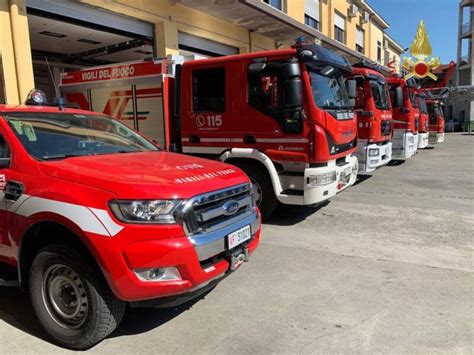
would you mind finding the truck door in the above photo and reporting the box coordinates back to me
[182,66,231,153]
[0,130,16,261]
[247,60,306,152]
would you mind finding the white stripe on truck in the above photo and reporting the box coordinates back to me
[0,193,123,237]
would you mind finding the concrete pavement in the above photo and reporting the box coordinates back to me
[0,133,473,354]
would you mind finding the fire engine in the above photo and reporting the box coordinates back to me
[426,98,446,144]
[345,63,397,173]
[60,41,359,219]
[416,92,430,148]
[387,75,419,159]
[0,90,261,349]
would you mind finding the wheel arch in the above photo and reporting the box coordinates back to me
[18,220,102,291]
[220,148,283,195]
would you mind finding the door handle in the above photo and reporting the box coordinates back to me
[243,135,256,144]
[4,181,24,201]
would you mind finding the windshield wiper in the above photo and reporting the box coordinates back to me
[42,154,85,161]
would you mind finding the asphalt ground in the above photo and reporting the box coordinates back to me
[1,133,473,354]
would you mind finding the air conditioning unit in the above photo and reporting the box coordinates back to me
[348,4,359,17]
[360,11,370,23]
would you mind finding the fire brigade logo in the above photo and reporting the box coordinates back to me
[402,20,440,80]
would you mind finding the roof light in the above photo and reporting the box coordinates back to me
[25,89,49,106]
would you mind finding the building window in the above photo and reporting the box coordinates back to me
[377,41,382,63]
[334,12,346,44]
[304,0,320,30]
[356,26,364,54]
[263,0,283,11]
[192,68,226,112]
[305,14,320,30]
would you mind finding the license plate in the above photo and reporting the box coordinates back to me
[228,225,251,250]
[344,167,352,176]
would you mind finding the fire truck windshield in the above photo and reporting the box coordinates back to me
[369,79,391,110]
[6,112,158,161]
[428,103,442,124]
[309,69,350,111]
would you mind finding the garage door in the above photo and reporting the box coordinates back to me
[178,32,239,57]
[26,0,153,38]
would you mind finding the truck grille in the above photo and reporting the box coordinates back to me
[181,183,254,237]
[381,120,391,136]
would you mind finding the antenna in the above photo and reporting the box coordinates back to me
[45,57,66,110]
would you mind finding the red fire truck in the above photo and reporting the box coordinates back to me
[345,63,397,173]
[387,75,419,159]
[427,98,446,144]
[416,92,430,148]
[0,91,261,349]
[60,42,359,219]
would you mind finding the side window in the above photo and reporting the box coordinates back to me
[248,65,284,120]
[0,135,11,159]
[354,77,365,110]
[192,68,225,112]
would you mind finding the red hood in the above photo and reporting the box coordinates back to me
[39,151,248,199]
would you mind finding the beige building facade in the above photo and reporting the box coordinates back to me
[0,0,405,105]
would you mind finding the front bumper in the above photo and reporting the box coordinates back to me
[392,130,417,159]
[437,132,445,143]
[356,141,392,173]
[89,213,261,303]
[301,155,358,205]
[417,132,429,149]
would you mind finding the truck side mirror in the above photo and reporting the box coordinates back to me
[0,157,10,169]
[345,79,356,99]
[395,87,403,108]
[282,59,302,109]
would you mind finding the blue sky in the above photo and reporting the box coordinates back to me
[369,0,459,64]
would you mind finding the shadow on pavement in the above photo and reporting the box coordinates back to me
[265,200,330,226]
[0,286,48,341]
[0,279,213,344]
[387,160,406,167]
[111,289,212,338]
[353,174,372,186]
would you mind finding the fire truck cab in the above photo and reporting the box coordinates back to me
[416,92,430,149]
[345,63,396,173]
[427,98,446,143]
[61,42,359,219]
[387,75,419,159]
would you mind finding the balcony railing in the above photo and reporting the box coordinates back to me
[461,21,472,36]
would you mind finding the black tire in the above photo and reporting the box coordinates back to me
[29,245,125,350]
[238,162,278,221]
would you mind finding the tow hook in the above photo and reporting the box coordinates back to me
[229,247,249,271]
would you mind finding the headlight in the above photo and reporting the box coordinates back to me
[308,171,337,186]
[368,148,380,157]
[110,200,182,224]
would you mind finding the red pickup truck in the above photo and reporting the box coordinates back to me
[0,94,260,349]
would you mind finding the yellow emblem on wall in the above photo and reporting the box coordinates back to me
[402,20,440,80]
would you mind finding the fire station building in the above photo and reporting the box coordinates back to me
[0,0,404,105]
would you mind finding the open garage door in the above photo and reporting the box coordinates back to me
[178,32,239,59]
[26,0,155,99]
